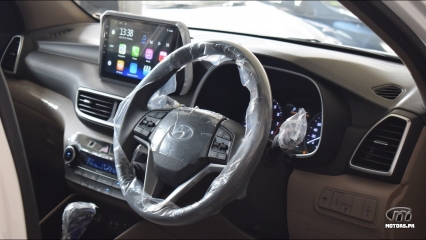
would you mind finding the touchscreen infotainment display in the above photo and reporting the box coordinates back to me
[100,16,180,85]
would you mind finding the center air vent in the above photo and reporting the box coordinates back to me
[1,36,23,74]
[76,88,124,127]
[350,115,409,176]
[372,85,404,100]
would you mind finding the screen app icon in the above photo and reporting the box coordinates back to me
[129,63,138,74]
[141,34,148,44]
[132,46,140,58]
[118,44,126,55]
[116,60,125,71]
[143,65,151,76]
[145,48,153,60]
[159,51,168,61]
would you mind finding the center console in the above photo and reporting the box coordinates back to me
[63,133,123,200]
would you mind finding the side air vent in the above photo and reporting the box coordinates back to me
[1,36,23,74]
[46,29,72,38]
[76,88,124,127]
[372,85,404,100]
[350,115,409,176]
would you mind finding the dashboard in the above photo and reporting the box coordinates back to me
[3,12,426,239]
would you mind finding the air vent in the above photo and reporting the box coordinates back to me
[46,29,72,38]
[372,85,404,100]
[350,115,409,176]
[76,88,124,127]
[1,36,23,74]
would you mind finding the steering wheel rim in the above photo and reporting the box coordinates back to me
[113,40,272,226]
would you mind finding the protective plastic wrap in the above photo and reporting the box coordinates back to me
[147,75,181,110]
[61,202,97,240]
[277,108,307,150]
[113,41,271,225]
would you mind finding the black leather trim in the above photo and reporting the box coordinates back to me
[0,71,41,238]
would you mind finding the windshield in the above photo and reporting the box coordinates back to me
[74,0,396,56]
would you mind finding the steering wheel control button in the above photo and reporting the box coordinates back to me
[140,129,151,137]
[331,192,343,212]
[319,189,332,209]
[156,112,167,118]
[217,153,227,161]
[134,111,170,139]
[208,151,218,159]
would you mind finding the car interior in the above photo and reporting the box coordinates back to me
[1,0,426,239]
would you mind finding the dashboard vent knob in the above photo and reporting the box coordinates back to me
[1,36,23,74]
[350,115,409,175]
[372,84,404,100]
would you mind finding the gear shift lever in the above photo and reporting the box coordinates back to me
[61,202,97,240]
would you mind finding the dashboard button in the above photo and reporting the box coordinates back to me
[361,199,377,223]
[340,205,352,216]
[97,175,114,186]
[342,194,354,206]
[74,168,83,175]
[318,189,332,209]
[331,192,343,212]
[82,171,98,181]
[102,186,113,195]
[112,181,121,189]
[350,196,365,219]
[81,179,89,187]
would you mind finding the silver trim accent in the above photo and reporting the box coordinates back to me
[349,114,411,176]
[98,11,193,93]
[0,35,23,75]
[75,87,125,128]
[263,66,324,158]
[374,140,388,146]
[64,145,76,164]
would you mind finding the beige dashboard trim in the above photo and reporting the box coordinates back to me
[288,127,426,239]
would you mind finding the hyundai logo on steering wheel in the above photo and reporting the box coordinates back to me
[170,124,194,140]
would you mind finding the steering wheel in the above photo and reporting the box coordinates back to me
[113,40,272,226]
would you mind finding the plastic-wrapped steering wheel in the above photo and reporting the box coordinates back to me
[113,40,272,226]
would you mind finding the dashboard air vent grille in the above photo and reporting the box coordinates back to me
[372,85,404,100]
[77,91,115,121]
[46,29,72,38]
[351,116,408,174]
[1,36,22,74]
